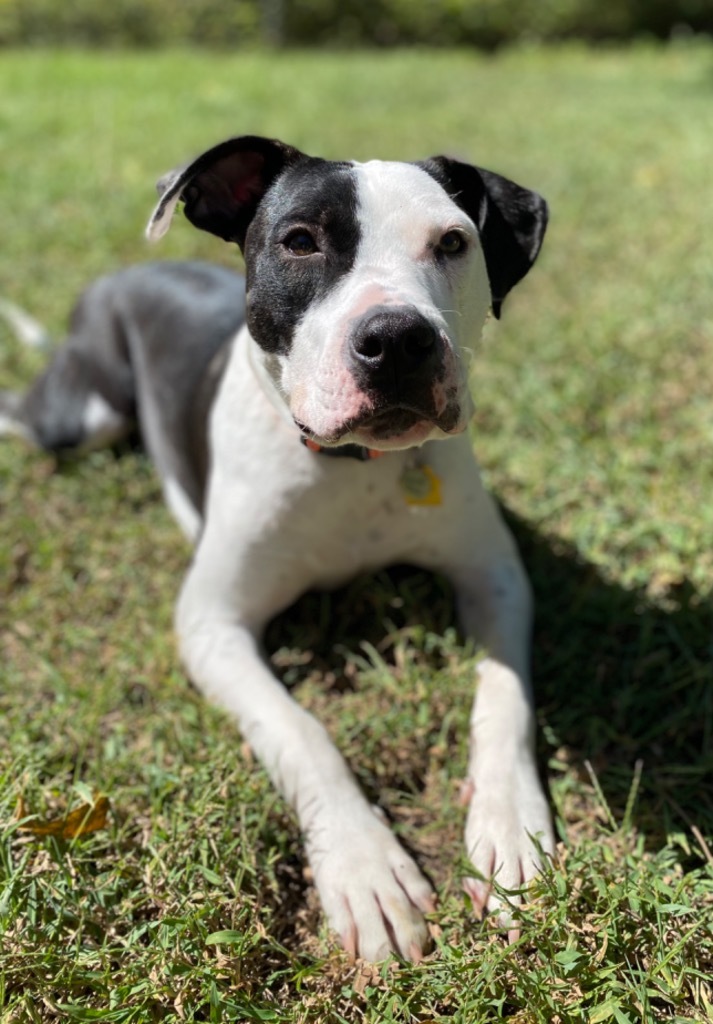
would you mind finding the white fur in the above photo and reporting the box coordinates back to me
[79,393,130,452]
[258,162,491,449]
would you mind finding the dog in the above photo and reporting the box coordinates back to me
[1,135,554,961]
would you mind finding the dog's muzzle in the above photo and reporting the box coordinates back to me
[294,308,463,447]
[341,307,459,441]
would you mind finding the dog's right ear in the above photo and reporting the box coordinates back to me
[146,136,305,248]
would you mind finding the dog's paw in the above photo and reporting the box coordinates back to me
[307,805,434,961]
[462,755,554,940]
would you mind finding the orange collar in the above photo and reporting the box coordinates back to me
[301,437,385,461]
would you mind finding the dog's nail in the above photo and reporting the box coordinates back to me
[422,892,437,913]
[408,942,423,963]
[463,877,490,915]
[458,779,474,806]
[342,926,357,959]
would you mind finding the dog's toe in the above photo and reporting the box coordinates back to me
[463,755,554,935]
[308,806,433,961]
[337,880,429,962]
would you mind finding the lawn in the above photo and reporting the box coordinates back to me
[1,43,712,1023]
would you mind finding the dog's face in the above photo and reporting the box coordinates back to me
[148,136,548,450]
[245,158,491,449]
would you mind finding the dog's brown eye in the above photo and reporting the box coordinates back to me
[284,230,318,257]
[438,231,467,256]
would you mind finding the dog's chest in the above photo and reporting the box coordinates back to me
[282,456,448,590]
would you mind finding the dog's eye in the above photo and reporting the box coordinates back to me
[437,231,467,256]
[284,230,319,257]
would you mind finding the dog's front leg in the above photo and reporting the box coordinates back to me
[176,590,434,961]
[443,500,555,938]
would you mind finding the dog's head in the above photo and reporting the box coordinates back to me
[148,135,547,451]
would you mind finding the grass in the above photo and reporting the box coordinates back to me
[1,42,712,1023]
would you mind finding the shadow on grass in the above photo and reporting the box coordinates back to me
[265,505,713,852]
[510,508,713,848]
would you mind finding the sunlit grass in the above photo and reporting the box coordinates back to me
[1,43,712,1022]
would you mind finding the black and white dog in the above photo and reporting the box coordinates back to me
[1,135,554,960]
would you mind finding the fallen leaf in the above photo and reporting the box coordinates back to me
[17,794,110,839]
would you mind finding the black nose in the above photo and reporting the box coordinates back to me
[350,308,441,387]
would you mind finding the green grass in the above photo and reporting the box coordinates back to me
[1,43,712,1023]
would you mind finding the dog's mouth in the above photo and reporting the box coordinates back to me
[296,401,462,450]
[353,407,425,440]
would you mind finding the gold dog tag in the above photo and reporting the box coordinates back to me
[400,464,442,507]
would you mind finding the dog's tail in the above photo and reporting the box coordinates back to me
[0,297,52,351]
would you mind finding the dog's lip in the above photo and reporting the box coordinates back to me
[294,406,424,444]
[351,407,424,440]
[295,403,461,448]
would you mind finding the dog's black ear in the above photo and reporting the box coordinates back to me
[420,157,548,318]
[146,135,305,248]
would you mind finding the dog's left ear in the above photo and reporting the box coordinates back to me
[146,135,306,248]
[420,157,548,318]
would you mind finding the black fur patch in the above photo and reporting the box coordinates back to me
[244,160,361,355]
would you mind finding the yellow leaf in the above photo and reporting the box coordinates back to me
[17,794,110,839]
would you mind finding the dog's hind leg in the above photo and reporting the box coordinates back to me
[9,348,134,452]
[0,286,135,455]
[0,345,134,454]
